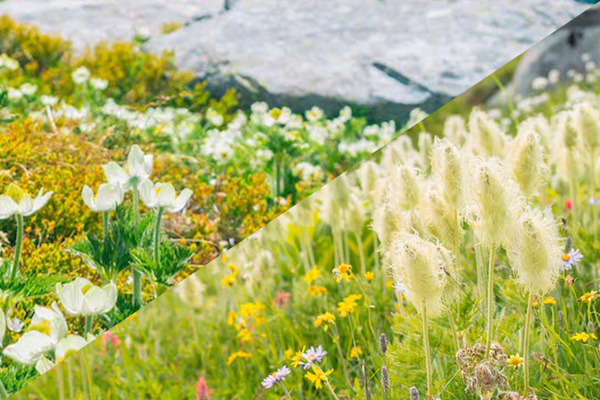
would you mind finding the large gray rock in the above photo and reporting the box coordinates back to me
[509,5,600,98]
[0,0,592,122]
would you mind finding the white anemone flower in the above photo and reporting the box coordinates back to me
[82,183,124,212]
[139,179,192,213]
[72,66,91,84]
[3,331,55,365]
[56,278,118,317]
[30,302,68,345]
[35,356,56,375]
[0,183,53,219]
[103,145,153,191]
[55,334,90,362]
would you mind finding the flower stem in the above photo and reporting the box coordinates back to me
[132,182,140,223]
[9,213,24,282]
[279,382,294,400]
[153,207,164,266]
[591,150,597,241]
[423,304,433,399]
[0,379,9,399]
[102,211,109,242]
[485,245,496,357]
[523,292,534,397]
[132,184,143,308]
[84,315,94,336]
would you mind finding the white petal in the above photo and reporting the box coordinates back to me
[0,195,18,219]
[55,335,88,362]
[81,185,97,212]
[3,331,55,365]
[157,183,176,207]
[18,193,33,215]
[28,189,52,216]
[82,286,107,316]
[101,283,118,314]
[168,188,192,213]
[103,162,130,187]
[138,178,156,208]
[0,311,5,345]
[35,356,56,375]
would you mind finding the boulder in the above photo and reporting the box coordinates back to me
[0,0,591,123]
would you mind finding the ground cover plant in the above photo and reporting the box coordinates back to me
[13,54,600,400]
[0,16,423,395]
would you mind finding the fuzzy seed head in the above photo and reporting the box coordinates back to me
[390,165,421,210]
[444,115,468,146]
[575,103,600,151]
[468,109,508,158]
[391,233,450,316]
[379,333,388,355]
[431,138,465,209]
[508,126,547,198]
[506,207,562,294]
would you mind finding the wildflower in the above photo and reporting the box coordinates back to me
[40,95,58,106]
[307,285,327,296]
[261,365,291,389]
[350,346,362,359]
[381,366,390,393]
[195,376,214,400]
[569,332,598,343]
[337,294,362,317]
[29,303,68,344]
[291,347,306,368]
[82,183,124,212]
[543,297,556,305]
[507,354,523,368]
[273,290,291,308]
[565,199,573,212]
[579,291,597,303]
[3,331,55,365]
[103,145,153,192]
[72,66,91,84]
[227,350,252,366]
[561,248,583,271]
[100,331,121,356]
[385,281,394,290]
[20,83,37,96]
[222,264,238,287]
[55,335,90,363]
[588,194,600,206]
[564,275,575,286]
[56,277,118,317]
[314,312,335,331]
[139,179,192,213]
[0,183,53,219]
[394,281,407,296]
[305,364,333,390]
[300,345,327,370]
[7,318,24,333]
[332,263,353,282]
[364,271,374,282]
[90,78,108,91]
[379,333,388,354]
[304,265,321,284]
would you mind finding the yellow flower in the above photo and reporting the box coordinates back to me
[237,328,252,342]
[332,263,353,282]
[543,296,556,305]
[533,300,539,308]
[304,265,321,284]
[292,347,306,368]
[579,291,597,303]
[227,351,252,366]
[386,281,394,290]
[507,354,523,368]
[284,349,293,360]
[314,312,336,331]
[337,294,362,317]
[305,364,333,390]
[350,346,362,359]
[227,311,238,326]
[364,271,374,282]
[308,285,328,296]
[221,263,238,287]
[570,332,597,343]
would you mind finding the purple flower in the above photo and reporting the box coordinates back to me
[394,281,407,295]
[300,345,327,370]
[261,365,291,389]
[561,248,583,271]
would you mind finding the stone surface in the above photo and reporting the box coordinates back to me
[509,5,600,98]
[0,0,592,122]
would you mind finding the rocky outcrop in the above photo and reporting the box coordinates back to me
[0,0,591,123]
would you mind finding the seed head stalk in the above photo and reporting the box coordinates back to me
[591,150,597,241]
[523,292,534,397]
[485,245,496,357]
[9,213,24,282]
[422,303,433,399]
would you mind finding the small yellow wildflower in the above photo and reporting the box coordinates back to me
[543,296,556,305]
[337,294,362,317]
[221,263,238,287]
[304,265,321,284]
[305,364,333,390]
[350,346,363,359]
[364,271,374,282]
[314,312,336,331]
[570,332,597,343]
[333,263,353,282]
[579,291,597,303]
[227,311,238,326]
[533,300,539,308]
[308,285,328,296]
[507,354,523,368]
[237,328,252,342]
[284,349,293,360]
[227,351,252,366]
[292,347,306,368]
[386,281,394,290]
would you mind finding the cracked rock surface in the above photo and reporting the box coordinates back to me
[0,0,591,122]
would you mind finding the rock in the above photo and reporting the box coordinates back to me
[0,0,591,123]
[509,5,600,98]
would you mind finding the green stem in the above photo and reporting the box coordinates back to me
[591,150,597,241]
[132,182,140,223]
[154,207,164,265]
[523,292,534,397]
[485,245,496,357]
[355,230,366,274]
[279,382,294,400]
[102,211,109,242]
[132,183,143,308]
[9,213,24,282]
[0,379,9,400]
[84,315,94,336]
[423,305,433,399]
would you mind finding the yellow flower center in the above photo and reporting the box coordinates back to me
[5,183,25,202]
[81,283,95,294]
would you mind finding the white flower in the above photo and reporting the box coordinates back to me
[56,277,118,317]
[20,83,37,96]
[7,317,24,333]
[0,311,5,345]
[7,88,22,100]
[0,54,19,70]
[90,78,108,91]
[30,302,68,344]
[55,334,89,362]
[82,183,124,212]
[0,184,53,219]
[35,356,55,375]
[139,179,192,213]
[72,66,91,84]
[103,145,153,191]
[206,107,224,127]
[40,95,58,107]
[3,331,55,365]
